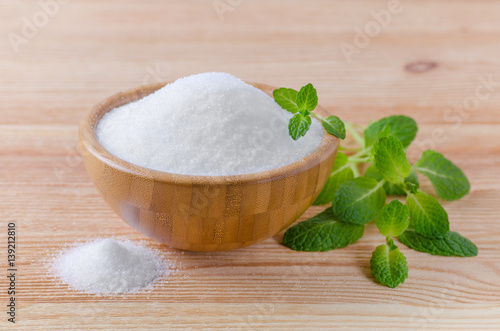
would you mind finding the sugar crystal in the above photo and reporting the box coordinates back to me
[54,238,168,294]
[96,72,323,176]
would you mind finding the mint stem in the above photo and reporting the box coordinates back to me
[352,123,367,131]
[348,157,370,163]
[311,112,324,121]
[349,162,361,178]
[340,147,362,152]
[351,146,372,158]
[345,122,364,147]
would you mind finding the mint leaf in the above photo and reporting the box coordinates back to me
[404,181,419,195]
[376,200,410,237]
[370,240,408,288]
[333,177,386,225]
[283,208,364,251]
[399,230,478,257]
[299,108,311,116]
[296,83,318,111]
[313,152,354,205]
[321,116,346,139]
[373,136,412,184]
[407,191,449,238]
[364,115,418,148]
[364,165,383,180]
[288,113,312,140]
[413,150,470,201]
[273,88,300,114]
[364,166,419,196]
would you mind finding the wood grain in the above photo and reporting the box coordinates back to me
[1,0,500,329]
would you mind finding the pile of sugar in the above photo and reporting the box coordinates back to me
[96,72,324,176]
[53,238,168,294]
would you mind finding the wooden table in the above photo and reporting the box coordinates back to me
[1,0,499,329]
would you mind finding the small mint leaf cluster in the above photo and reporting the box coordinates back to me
[274,86,478,289]
[371,201,409,288]
[273,83,346,140]
[370,237,408,289]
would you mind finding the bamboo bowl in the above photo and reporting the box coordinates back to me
[79,82,339,251]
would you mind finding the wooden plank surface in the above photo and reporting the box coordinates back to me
[1,0,500,329]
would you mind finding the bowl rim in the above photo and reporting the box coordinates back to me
[79,81,339,186]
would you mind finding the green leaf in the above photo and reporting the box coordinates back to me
[273,88,300,114]
[373,136,412,184]
[413,150,470,201]
[313,152,354,205]
[283,208,365,251]
[296,83,318,111]
[364,166,419,196]
[399,230,478,257]
[288,113,312,140]
[299,108,311,117]
[404,181,419,195]
[370,240,408,288]
[375,200,410,237]
[321,116,346,139]
[332,177,386,225]
[364,115,418,148]
[406,191,449,238]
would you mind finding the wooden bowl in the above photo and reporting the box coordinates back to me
[79,82,339,251]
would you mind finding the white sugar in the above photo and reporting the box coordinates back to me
[96,72,323,176]
[54,239,168,294]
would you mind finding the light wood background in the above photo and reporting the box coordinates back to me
[1,0,499,329]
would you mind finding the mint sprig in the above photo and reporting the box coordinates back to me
[296,83,318,112]
[273,88,300,114]
[332,177,386,225]
[364,165,419,196]
[274,85,477,289]
[407,191,449,238]
[370,238,408,288]
[273,83,346,140]
[370,202,410,287]
[321,115,346,139]
[399,230,478,257]
[364,115,418,148]
[375,200,410,238]
[373,136,412,184]
[413,150,470,201]
[288,113,312,140]
[283,208,364,251]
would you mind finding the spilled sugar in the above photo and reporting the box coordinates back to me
[96,72,324,176]
[53,238,168,295]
